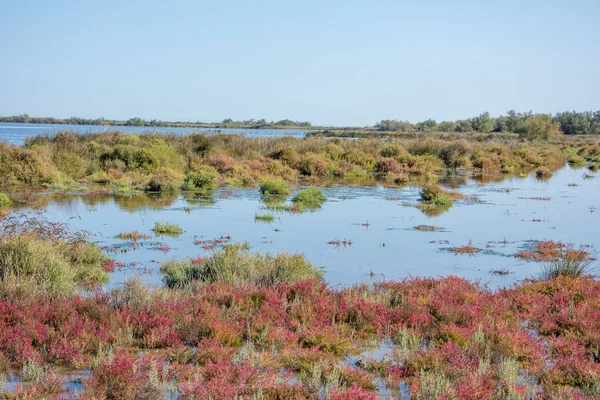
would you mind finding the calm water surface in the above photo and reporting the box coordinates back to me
[0,122,312,145]
[8,165,599,290]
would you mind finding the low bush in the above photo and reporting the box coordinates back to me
[259,179,291,195]
[153,222,183,236]
[292,187,327,208]
[160,243,322,287]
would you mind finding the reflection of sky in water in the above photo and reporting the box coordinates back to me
[12,165,600,289]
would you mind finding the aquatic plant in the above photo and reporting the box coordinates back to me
[115,231,151,242]
[419,184,453,207]
[153,222,183,236]
[254,212,275,222]
[291,187,327,208]
[259,178,291,195]
[449,240,481,255]
[413,225,439,232]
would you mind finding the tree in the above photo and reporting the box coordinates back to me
[556,111,592,135]
[521,115,561,140]
[415,119,438,132]
[471,112,494,133]
[438,121,457,132]
[455,119,474,132]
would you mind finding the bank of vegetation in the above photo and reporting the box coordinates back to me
[3,130,598,194]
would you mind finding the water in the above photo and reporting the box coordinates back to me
[0,122,313,145]
[7,165,599,290]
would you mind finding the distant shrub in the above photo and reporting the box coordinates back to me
[160,243,322,288]
[292,187,327,208]
[146,169,184,192]
[259,179,291,196]
[535,167,552,179]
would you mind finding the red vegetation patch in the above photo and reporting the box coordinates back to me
[450,240,481,255]
[515,240,592,262]
[2,276,600,398]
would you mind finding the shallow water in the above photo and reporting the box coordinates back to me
[7,165,599,290]
[0,122,312,145]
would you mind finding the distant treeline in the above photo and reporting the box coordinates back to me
[376,110,600,135]
[0,114,314,130]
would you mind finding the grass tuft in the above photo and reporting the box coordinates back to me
[540,254,595,280]
[259,179,291,196]
[292,187,327,208]
[160,243,322,288]
[153,222,183,236]
[254,212,275,223]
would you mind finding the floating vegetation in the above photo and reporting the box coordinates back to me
[115,231,151,242]
[327,237,353,247]
[490,268,511,275]
[522,197,551,201]
[413,225,440,232]
[152,222,184,236]
[193,235,231,251]
[449,240,481,255]
[515,240,592,262]
[254,212,275,223]
[291,187,327,208]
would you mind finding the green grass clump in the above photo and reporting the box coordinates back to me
[153,222,183,236]
[0,234,110,298]
[115,231,151,242]
[254,212,275,222]
[181,167,217,192]
[0,193,11,208]
[540,255,595,280]
[160,243,322,288]
[259,179,291,196]
[419,184,453,207]
[291,187,327,208]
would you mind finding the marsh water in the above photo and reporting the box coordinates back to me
[0,122,312,145]
[8,164,599,291]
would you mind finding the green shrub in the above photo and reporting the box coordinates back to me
[153,222,183,236]
[419,184,453,207]
[181,167,217,192]
[0,234,109,298]
[292,187,327,208]
[259,179,291,196]
[146,169,184,192]
[0,193,10,208]
[160,243,322,288]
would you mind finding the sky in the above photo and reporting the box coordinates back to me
[0,0,599,127]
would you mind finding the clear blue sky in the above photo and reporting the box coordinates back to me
[1,0,598,126]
